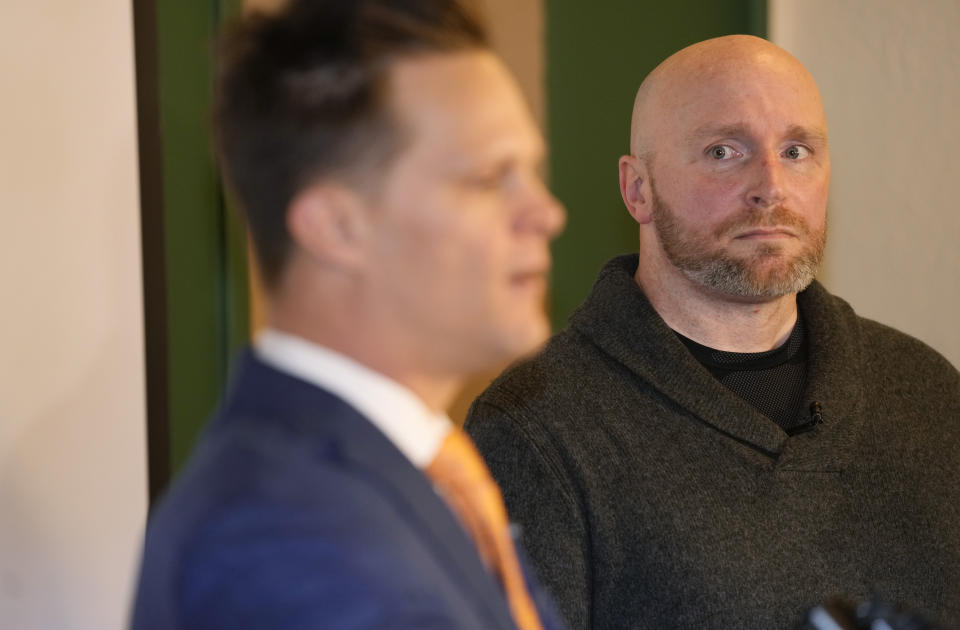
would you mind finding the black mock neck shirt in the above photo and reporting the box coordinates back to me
[677,317,809,432]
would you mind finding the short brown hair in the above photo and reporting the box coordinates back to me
[213,0,488,287]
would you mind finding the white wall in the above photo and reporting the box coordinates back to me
[771,0,960,368]
[0,1,148,628]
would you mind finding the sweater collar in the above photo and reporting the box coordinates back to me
[569,254,865,460]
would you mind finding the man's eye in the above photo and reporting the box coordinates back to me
[783,145,811,159]
[466,164,512,189]
[707,145,737,160]
[464,171,502,190]
[470,174,500,188]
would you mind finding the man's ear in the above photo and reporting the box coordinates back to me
[286,182,370,271]
[618,155,653,225]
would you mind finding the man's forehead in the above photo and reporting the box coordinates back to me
[386,50,541,162]
[657,64,825,136]
[684,121,829,146]
[668,56,819,106]
[632,35,825,153]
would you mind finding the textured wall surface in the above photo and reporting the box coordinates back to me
[0,2,148,628]
[772,0,960,368]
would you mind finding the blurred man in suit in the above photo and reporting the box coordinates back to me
[467,35,960,629]
[132,1,566,628]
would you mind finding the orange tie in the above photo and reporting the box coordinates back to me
[425,428,545,630]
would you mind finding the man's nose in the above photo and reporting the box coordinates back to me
[519,176,566,238]
[745,151,787,210]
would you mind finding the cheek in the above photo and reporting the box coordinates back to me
[376,185,516,308]
[408,213,508,301]
[452,223,510,289]
[378,192,460,266]
[663,171,742,220]
[795,179,830,227]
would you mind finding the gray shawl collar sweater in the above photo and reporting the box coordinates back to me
[467,254,960,630]
[572,254,862,462]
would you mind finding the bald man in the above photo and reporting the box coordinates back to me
[465,36,960,629]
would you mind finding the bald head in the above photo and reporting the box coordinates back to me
[618,34,831,306]
[629,35,826,159]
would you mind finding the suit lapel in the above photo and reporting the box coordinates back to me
[335,417,517,629]
[224,353,517,629]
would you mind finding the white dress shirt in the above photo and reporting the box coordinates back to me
[254,328,452,469]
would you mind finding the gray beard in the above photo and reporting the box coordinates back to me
[650,185,826,299]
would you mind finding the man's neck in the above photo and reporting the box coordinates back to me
[268,308,464,414]
[635,255,799,353]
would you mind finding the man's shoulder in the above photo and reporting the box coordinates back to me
[133,401,480,629]
[803,282,959,384]
[471,326,597,414]
[856,315,959,383]
[137,406,392,569]
[145,368,445,543]
[135,478,468,629]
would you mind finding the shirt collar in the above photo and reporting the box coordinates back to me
[254,328,452,469]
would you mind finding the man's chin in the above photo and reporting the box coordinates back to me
[683,256,819,299]
[452,314,549,376]
[500,315,551,362]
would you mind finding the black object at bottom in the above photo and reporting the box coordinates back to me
[798,594,955,630]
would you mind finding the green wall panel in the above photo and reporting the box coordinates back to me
[152,0,249,483]
[546,0,767,328]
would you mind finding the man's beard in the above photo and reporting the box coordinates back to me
[650,181,826,298]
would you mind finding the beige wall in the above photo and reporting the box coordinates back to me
[484,0,546,129]
[771,0,960,368]
[0,2,148,629]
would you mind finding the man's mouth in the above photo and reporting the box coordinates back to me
[510,269,549,291]
[734,227,797,240]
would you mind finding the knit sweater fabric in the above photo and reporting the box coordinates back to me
[466,254,960,630]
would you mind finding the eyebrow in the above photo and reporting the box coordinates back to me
[687,123,828,147]
[784,124,829,146]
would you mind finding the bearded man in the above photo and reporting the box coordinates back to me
[465,35,960,630]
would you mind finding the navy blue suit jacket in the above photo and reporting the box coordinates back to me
[132,352,565,629]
